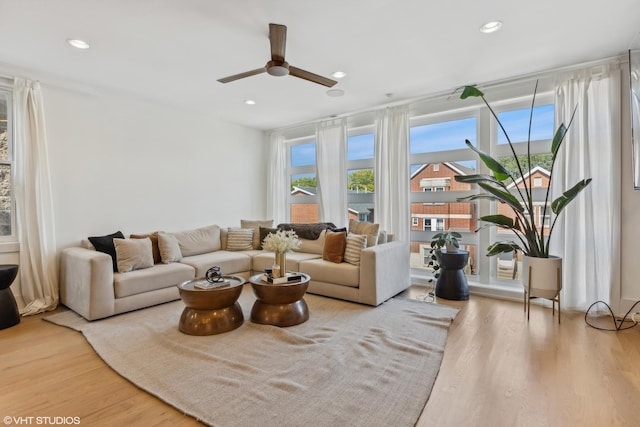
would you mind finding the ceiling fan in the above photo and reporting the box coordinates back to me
[217,23,337,88]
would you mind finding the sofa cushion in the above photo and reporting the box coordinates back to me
[226,227,254,251]
[113,262,195,299]
[299,258,360,288]
[130,232,161,264]
[344,233,367,266]
[88,231,125,272]
[158,232,182,263]
[114,238,154,273]
[348,219,380,247]
[252,251,322,274]
[241,219,274,249]
[323,230,346,263]
[179,250,252,278]
[295,229,326,255]
[172,225,221,257]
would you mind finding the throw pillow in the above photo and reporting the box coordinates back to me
[296,230,326,255]
[114,238,154,273]
[348,219,380,247]
[241,219,274,249]
[323,230,347,264]
[259,226,279,250]
[157,232,182,263]
[88,231,125,272]
[344,233,367,266]
[171,225,221,257]
[130,232,161,264]
[226,227,254,251]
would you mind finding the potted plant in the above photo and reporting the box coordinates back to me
[426,231,462,281]
[454,84,591,302]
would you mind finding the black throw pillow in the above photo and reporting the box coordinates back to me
[89,231,125,272]
[258,227,279,250]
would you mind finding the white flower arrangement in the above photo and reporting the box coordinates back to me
[262,229,301,253]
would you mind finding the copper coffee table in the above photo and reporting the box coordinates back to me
[178,275,245,335]
[249,273,311,327]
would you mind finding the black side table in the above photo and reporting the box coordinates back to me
[0,264,20,330]
[435,250,469,301]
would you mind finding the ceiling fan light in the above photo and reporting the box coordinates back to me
[267,65,289,77]
[331,71,347,79]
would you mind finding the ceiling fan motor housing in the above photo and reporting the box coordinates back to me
[266,60,290,76]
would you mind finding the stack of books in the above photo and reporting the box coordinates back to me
[194,279,231,290]
[261,273,303,284]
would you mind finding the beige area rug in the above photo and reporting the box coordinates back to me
[46,286,458,427]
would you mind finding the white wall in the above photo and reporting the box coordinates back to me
[4,80,266,305]
[43,85,266,248]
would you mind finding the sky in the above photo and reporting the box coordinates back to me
[290,104,554,174]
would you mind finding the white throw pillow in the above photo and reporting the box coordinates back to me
[114,238,154,273]
[344,233,367,266]
[226,227,254,251]
[158,232,182,263]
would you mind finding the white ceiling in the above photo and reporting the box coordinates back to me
[1,0,639,130]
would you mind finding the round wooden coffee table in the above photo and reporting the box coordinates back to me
[249,273,310,327]
[178,275,245,335]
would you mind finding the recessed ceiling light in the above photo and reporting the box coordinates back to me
[326,89,344,97]
[331,71,347,79]
[479,21,503,34]
[66,39,90,49]
[244,99,256,105]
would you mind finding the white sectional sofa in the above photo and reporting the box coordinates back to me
[59,222,411,321]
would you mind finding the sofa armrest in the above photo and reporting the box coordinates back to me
[60,247,115,320]
[359,241,411,305]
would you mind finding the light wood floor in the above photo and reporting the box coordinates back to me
[2,286,639,427]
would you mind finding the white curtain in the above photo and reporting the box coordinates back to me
[552,63,621,310]
[316,119,347,227]
[374,106,410,242]
[266,131,288,225]
[14,78,58,315]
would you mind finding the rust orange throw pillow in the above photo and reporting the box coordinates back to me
[323,230,347,263]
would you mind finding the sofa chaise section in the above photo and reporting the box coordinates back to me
[60,246,195,321]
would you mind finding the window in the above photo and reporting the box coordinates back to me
[412,217,419,226]
[347,131,375,223]
[0,89,13,238]
[534,177,543,187]
[409,115,479,275]
[288,141,318,223]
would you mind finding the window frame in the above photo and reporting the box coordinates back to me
[0,85,15,242]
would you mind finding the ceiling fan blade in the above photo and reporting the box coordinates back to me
[269,23,287,62]
[289,66,337,88]
[217,68,266,84]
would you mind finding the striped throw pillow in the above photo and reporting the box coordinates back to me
[344,233,367,265]
[226,228,254,251]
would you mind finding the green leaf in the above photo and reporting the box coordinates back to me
[454,174,506,187]
[486,241,522,256]
[449,231,462,239]
[457,194,501,203]
[464,140,511,181]
[460,86,484,99]
[478,182,525,213]
[551,123,567,158]
[551,178,592,215]
[480,214,515,229]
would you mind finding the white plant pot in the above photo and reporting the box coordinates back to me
[445,242,458,253]
[522,255,562,300]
